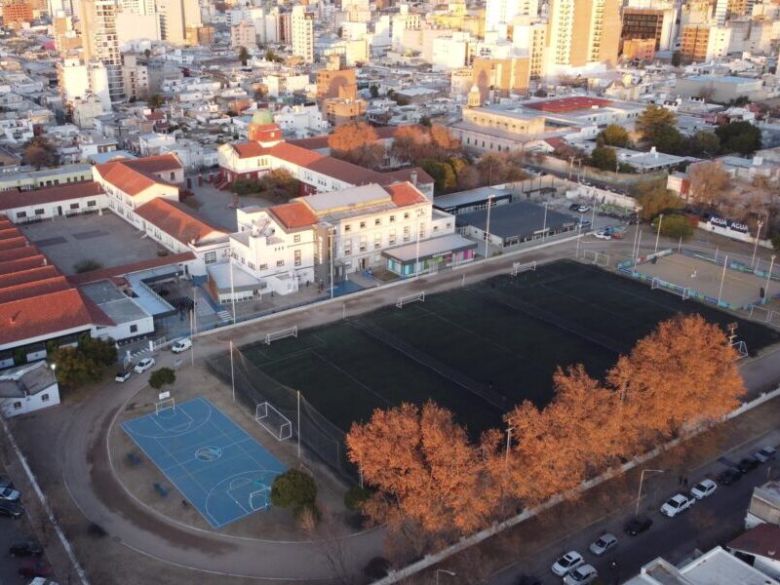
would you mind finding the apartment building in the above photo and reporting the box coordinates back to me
[291,5,314,64]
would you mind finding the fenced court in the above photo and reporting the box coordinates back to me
[631,252,772,309]
[121,397,286,528]
[208,260,780,481]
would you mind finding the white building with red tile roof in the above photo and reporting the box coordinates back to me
[0,182,108,223]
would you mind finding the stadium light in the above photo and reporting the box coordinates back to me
[765,255,776,305]
[751,219,764,269]
[484,195,494,259]
[542,201,549,240]
[654,214,663,253]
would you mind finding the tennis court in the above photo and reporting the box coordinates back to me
[122,397,285,529]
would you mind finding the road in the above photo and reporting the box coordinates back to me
[491,429,780,585]
[6,224,780,584]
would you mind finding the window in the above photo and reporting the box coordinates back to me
[360,221,366,229]
[13,401,21,410]
[293,234,301,243]
[404,212,410,219]
[130,324,138,333]
[276,260,284,267]
[41,394,50,402]
[170,172,176,180]
[344,224,352,232]
[294,250,301,266]
[204,251,216,264]
[248,262,255,269]
[259,263,268,270]
[87,200,97,207]
[35,208,44,215]
[374,218,381,226]
[16,211,26,219]
[70,203,79,210]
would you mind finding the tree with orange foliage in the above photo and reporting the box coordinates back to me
[607,314,745,442]
[327,122,385,169]
[430,124,459,151]
[346,402,493,545]
[390,125,430,163]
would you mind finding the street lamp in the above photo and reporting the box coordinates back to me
[542,201,549,240]
[504,426,515,467]
[654,213,664,254]
[751,219,764,270]
[484,195,494,259]
[635,469,664,517]
[435,569,456,585]
[764,254,776,305]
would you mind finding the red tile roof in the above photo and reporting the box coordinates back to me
[0,226,23,240]
[526,97,615,113]
[0,255,49,274]
[0,265,59,288]
[267,142,324,167]
[728,523,780,559]
[0,276,72,304]
[0,288,98,345]
[0,182,104,212]
[288,125,423,150]
[68,252,196,285]
[135,198,225,245]
[234,142,266,159]
[0,246,40,263]
[0,236,28,252]
[387,182,428,207]
[95,154,182,196]
[270,201,318,230]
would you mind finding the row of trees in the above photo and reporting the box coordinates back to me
[232,169,301,203]
[346,315,745,553]
[51,335,118,388]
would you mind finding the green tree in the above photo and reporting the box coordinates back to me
[636,184,684,221]
[653,125,685,154]
[23,136,58,170]
[653,214,693,240]
[79,335,117,367]
[716,121,762,155]
[636,105,677,147]
[149,367,176,390]
[148,94,165,110]
[238,46,250,66]
[420,159,457,194]
[687,131,720,157]
[589,146,618,171]
[270,469,317,515]
[369,85,379,99]
[598,124,630,148]
[52,347,99,388]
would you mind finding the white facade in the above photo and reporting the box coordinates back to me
[291,5,314,63]
[273,104,329,137]
[0,362,61,418]
[231,20,256,49]
[1,192,108,224]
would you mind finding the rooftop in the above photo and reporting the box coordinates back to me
[525,97,617,113]
[728,524,780,560]
[382,233,477,262]
[80,280,150,325]
[0,181,104,212]
[134,198,225,245]
[456,201,576,240]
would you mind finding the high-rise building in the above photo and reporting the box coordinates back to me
[122,53,149,100]
[57,57,112,110]
[679,24,710,62]
[621,7,675,52]
[231,19,256,49]
[291,5,314,63]
[546,0,620,72]
[79,0,124,101]
[157,0,201,45]
[484,0,537,33]
[53,12,81,53]
[316,55,357,100]
[714,0,728,25]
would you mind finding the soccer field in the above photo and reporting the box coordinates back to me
[231,260,779,443]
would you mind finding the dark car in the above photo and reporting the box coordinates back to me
[516,576,542,585]
[737,457,760,473]
[18,559,52,578]
[9,539,43,557]
[717,467,743,485]
[0,500,23,519]
[624,516,653,536]
[0,474,14,491]
[569,203,581,211]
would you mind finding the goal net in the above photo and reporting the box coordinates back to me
[255,401,293,441]
[264,326,298,345]
[511,261,537,277]
[580,250,610,267]
[396,291,425,308]
[651,277,662,290]
[155,397,176,416]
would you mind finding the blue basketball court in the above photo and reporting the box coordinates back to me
[122,397,285,528]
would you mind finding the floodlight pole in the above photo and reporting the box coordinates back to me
[654,213,663,253]
[297,390,301,459]
[189,308,194,367]
[542,201,549,240]
[764,255,776,305]
[751,220,763,269]
[484,195,494,259]
[717,255,728,305]
[635,468,664,517]
[631,224,640,264]
[229,257,237,324]
[229,340,235,402]
[415,222,421,277]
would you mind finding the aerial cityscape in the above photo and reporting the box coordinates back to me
[0,0,779,583]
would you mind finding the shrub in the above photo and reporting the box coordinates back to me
[653,213,694,240]
[344,484,371,511]
[74,259,103,273]
[149,367,176,390]
[363,557,391,580]
[270,469,317,514]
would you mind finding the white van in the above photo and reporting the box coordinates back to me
[171,338,192,353]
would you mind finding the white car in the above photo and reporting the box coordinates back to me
[551,551,584,576]
[171,338,192,353]
[594,230,611,240]
[134,357,155,374]
[115,370,132,383]
[563,564,598,585]
[660,493,695,517]
[588,533,617,556]
[690,479,717,500]
[754,446,777,463]
[0,485,20,502]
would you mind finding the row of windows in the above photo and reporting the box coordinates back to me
[15,200,97,218]
[11,393,50,410]
[343,212,410,232]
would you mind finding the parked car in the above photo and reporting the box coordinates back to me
[115,370,132,383]
[569,203,581,211]
[661,493,695,518]
[9,539,43,557]
[754,446,777,463]
[690,479,717,500]
[516,575,542,585]
[29,579,59,585]
[0,500,23,518]
[563,564,598,585]
[624,516,652,536]
[577,205,591,213]
[171,338,192,353]
[738,456,760,473]
[594,231,612,240]
[588,533,618,556]
[134,357,155,374]
[0,485,19,502]
[716,467,743,485]
[18,559,52,578]
[551,551,584,576]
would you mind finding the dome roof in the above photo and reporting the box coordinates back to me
[252,109,274,125]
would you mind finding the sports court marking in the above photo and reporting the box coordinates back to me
[122,397,285,529]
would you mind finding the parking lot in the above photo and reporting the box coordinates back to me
[20,213,166,275]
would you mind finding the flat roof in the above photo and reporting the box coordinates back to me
[207,262,263,292]
[433,185,513,211]
[456,201,576,240]
[686,75,761,84]
[80,280,151,325]
[382,233,477,262]
[525,97,616,113]
[303,183,390,214]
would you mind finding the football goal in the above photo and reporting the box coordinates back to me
[255,401,293,441]
[511,261,537,277]
[264,326,298,345]
[396,291,425,308]
[581,250,610,267]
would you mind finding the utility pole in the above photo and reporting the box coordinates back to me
[635,469,664,517]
